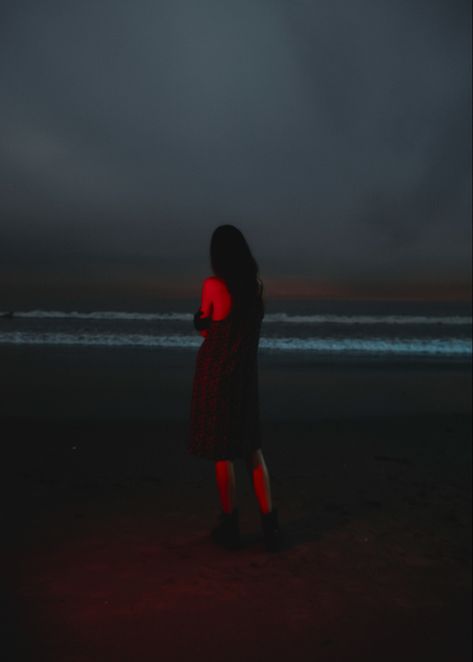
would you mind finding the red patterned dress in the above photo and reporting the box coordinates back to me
[188,294,264,461]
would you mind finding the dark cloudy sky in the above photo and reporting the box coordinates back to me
[1,0,471,303]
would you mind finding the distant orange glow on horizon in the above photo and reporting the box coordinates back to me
[139,276,473,302]
[2,271,471,306]
[258,277,472,302]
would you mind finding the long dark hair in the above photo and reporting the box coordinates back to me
[210,225,264,318]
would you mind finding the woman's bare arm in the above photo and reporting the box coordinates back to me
[195,278,214,338]
[200,278,214,319]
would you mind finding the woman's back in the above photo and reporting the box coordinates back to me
[190,276,263,461]
[202,276,233,322]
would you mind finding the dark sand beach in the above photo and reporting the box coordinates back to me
[1,346,472,661]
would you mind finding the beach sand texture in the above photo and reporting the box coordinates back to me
[1,346,471,661]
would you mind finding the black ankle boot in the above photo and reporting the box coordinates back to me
[211,508,241,550]
[261,507,283,553]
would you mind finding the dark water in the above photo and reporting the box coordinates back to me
[0,300,471,360]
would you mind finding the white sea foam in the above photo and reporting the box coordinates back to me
[2,310,193,321]
[0,331,200,348]
[263,313,472,326]
[1,310,471,326]
[0,331,471,357]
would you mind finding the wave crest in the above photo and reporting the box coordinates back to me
[2,310,471,326]
[0,331,471,357]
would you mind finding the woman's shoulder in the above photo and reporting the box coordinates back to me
[204,276,229,292]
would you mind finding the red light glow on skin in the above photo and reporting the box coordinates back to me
[196,277,272,516]
[197,276,233,339]
[215,460,237,513]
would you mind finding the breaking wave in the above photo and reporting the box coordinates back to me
[1,310,471,326]
[0,331,471,357]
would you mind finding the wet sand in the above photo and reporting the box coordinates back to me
[1,346,472,661]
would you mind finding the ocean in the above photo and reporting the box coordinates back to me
[0,300,471,361]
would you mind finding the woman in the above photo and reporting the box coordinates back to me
[188,225,283,552]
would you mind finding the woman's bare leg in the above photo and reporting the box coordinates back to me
[215,460,237,513]
[246,450,273,514]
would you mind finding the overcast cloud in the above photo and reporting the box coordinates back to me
[0,0,471,301]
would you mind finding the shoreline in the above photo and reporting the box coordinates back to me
[2,345,471,422]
